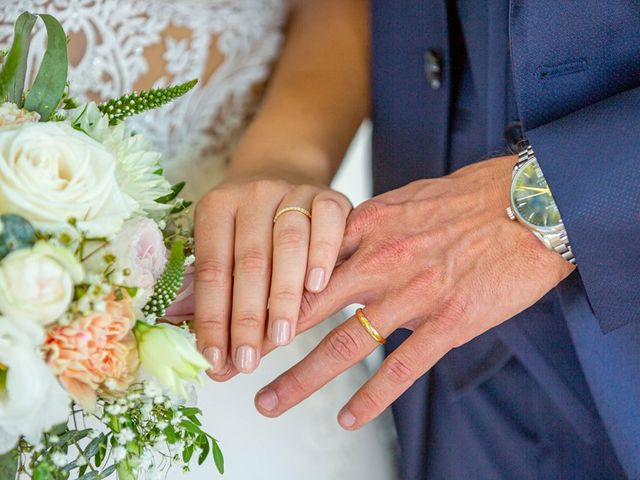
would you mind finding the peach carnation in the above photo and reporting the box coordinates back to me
[43,295,139,411]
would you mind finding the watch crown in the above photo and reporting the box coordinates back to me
[506,207,516,221]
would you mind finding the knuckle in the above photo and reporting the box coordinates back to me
[282,368,308,396]
[382,353,415,385]
[314,194,349,216]
[249,179,288,197]
[357,388,383,412]
[196,316,228,332]
[195,189,230,217]
[271,287,300,305]
[233,312,263,329]
[362,237,415,272]
[275,225,308,251]
[195,258,227,285]
[325,326,361,363]
[352,201,386,228]
[403,268,441,299]
[434,295,471,346]
[237,247,269,276]
[311,238,338,261]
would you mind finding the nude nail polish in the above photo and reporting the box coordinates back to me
[236,345,257,373]
[307,268,325,292]
[272,319,291,346]
[203,346,222,372]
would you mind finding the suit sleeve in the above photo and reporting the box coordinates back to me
[526,86,640,333]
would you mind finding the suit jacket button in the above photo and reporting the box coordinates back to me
[424,49,442,90]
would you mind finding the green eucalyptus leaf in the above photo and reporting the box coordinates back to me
[94,436,108,467]
[163,425,178,444]
[24,14,68,120]
[84,434,105,458]
[0,11,37,105]
[179,420,202,435]
[57,428,93,448]
[182,444,194,464]
[197,435,210,466]
[0,450,18,480]
[76,471,98,480]
[100,464,117,477]
[212,439,224,475]
[0,213,36,259]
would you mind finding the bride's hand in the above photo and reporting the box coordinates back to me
[193,174,352,377]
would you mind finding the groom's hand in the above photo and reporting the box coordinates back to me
[254,155,575,429]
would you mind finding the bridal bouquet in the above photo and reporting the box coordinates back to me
[0,12,223,480]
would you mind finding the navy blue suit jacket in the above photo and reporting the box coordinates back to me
[370,1,640,478]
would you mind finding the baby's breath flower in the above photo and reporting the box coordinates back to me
[112,446,127,462]
[117,428,136,444]
[50,452,67,467]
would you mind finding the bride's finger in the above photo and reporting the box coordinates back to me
[254,302,396,418]
[337,319,453,430]
[214,259,361,382]
[267,189,315,346]
[305,191,352,293]
[230,201,275,373]
[194,200,235,376]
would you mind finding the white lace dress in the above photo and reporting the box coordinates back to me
[0,1,399,479]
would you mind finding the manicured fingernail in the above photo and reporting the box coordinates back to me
[203,346,222,372]
[307,268,325,292]
[236,345,257,373]
[271,320,291,346]
[256,388,279,413]
[338,409,356,429]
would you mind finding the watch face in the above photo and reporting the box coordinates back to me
[511,158,562,229]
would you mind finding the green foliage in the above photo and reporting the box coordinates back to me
[0,214,36,260]
[0,450,18,480]
[155,181,186,204]
[0,11,37,105]
[98,79,197,125]
[142,240,185,318]
[23,14,69,120]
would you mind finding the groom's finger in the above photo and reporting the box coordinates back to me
[254,303,395,417]
[337,320,453,430]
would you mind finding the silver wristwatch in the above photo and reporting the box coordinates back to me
[507,143,576,264]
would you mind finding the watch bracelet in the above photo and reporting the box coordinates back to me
[517,142,576,265]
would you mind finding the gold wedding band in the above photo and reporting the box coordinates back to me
[273,206,312,224]
[355,308,386,345]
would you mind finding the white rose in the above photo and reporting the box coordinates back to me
[84,217,167,309]
[0,317,70,453]
[0,121,137,236]
[0,242,83,325]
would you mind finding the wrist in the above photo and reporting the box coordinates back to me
[226,142,335,186]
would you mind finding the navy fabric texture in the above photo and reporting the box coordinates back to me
[371,0,638,478]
